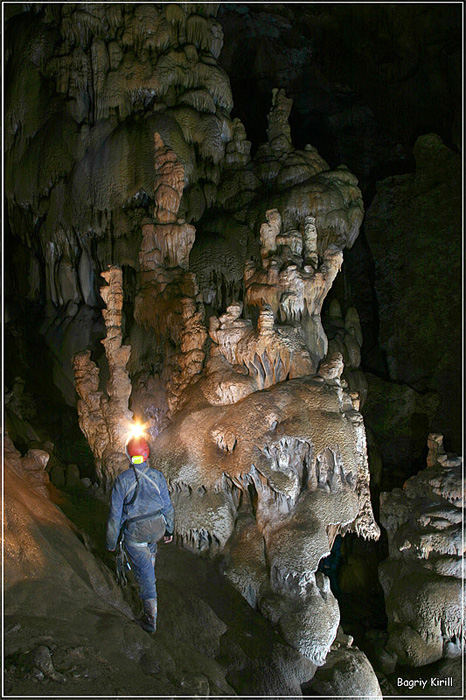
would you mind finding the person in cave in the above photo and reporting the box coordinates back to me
[106,434,175,633]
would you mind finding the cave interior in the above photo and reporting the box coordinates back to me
[3,2,463,698]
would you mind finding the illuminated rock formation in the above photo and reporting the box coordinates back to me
[165,296,208,415]
[135,132,197,332]
[4,435,314,697]
[5,4,463,696]
[208,301,315,401]
[307,643,383,698]
[325,298,368,408]
[4,433,51,498]
[379,434,464,667]
[135,133,207,417]
[68,83,376,668]
[5,4,235,409]
[224,117,251,169]
[153,372,380,664]
[200,90,364,353]
[245,208,343,365]
[73,266,132,485]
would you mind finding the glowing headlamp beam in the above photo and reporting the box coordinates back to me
[128,421,146,440]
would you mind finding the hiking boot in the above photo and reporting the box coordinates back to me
[140,598,157,633]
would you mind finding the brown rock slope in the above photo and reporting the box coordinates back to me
[4,438,313,697]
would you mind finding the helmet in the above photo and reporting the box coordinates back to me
[126,436,150,464]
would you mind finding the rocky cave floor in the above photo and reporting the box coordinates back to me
[4,452,462,699]
[5,468,312,698]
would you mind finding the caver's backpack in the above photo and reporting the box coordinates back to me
[122,464,168,543]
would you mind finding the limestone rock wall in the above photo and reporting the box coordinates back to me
[364,135,462,454]
[379,434,464,668]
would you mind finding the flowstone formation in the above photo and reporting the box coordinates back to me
[133,132,207,419]
[70,117,379,674]
[244,208,343,366]
[379,434,464,668]
[191,87,364,317]
[5,3,234,405]
[24,3,382,680]
[66,78,379,675]
[154,372,379,666]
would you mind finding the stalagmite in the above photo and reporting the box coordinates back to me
[100,267,133,453]
[245,209,343,365]
[266,87,294,156]
[73,266,132,486]
[303,216,319,267]
[41,28,378,673]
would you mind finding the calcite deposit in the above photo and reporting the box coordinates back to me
[152,372,379,664]
[9,0,380,675]
[67,78,377,669]
[379,434,464,667]
[307,645,383,699]
[73,267,132,485]
[5,3,234,406]
[134,133,207,417]
[244,208,343,365]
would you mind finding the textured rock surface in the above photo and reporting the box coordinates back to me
[306,646,383,699]
[4,433,51,499]
[4,438,314,697]
[153,372,379,665]
[4,3,404,687]
[66,80,376,668]
[195,88,364,328]
[73,267,132,486]
[5,3,234,409]
[133,133,207,418]
[244,207,343,366]
[365,135,462,452]
[379,434,464,667]
[324,299,367,409]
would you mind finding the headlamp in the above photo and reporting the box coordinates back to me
[128,421,146,440]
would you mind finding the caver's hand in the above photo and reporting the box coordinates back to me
[163,534,173,544]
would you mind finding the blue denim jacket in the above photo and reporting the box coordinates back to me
[106,462,174,551]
